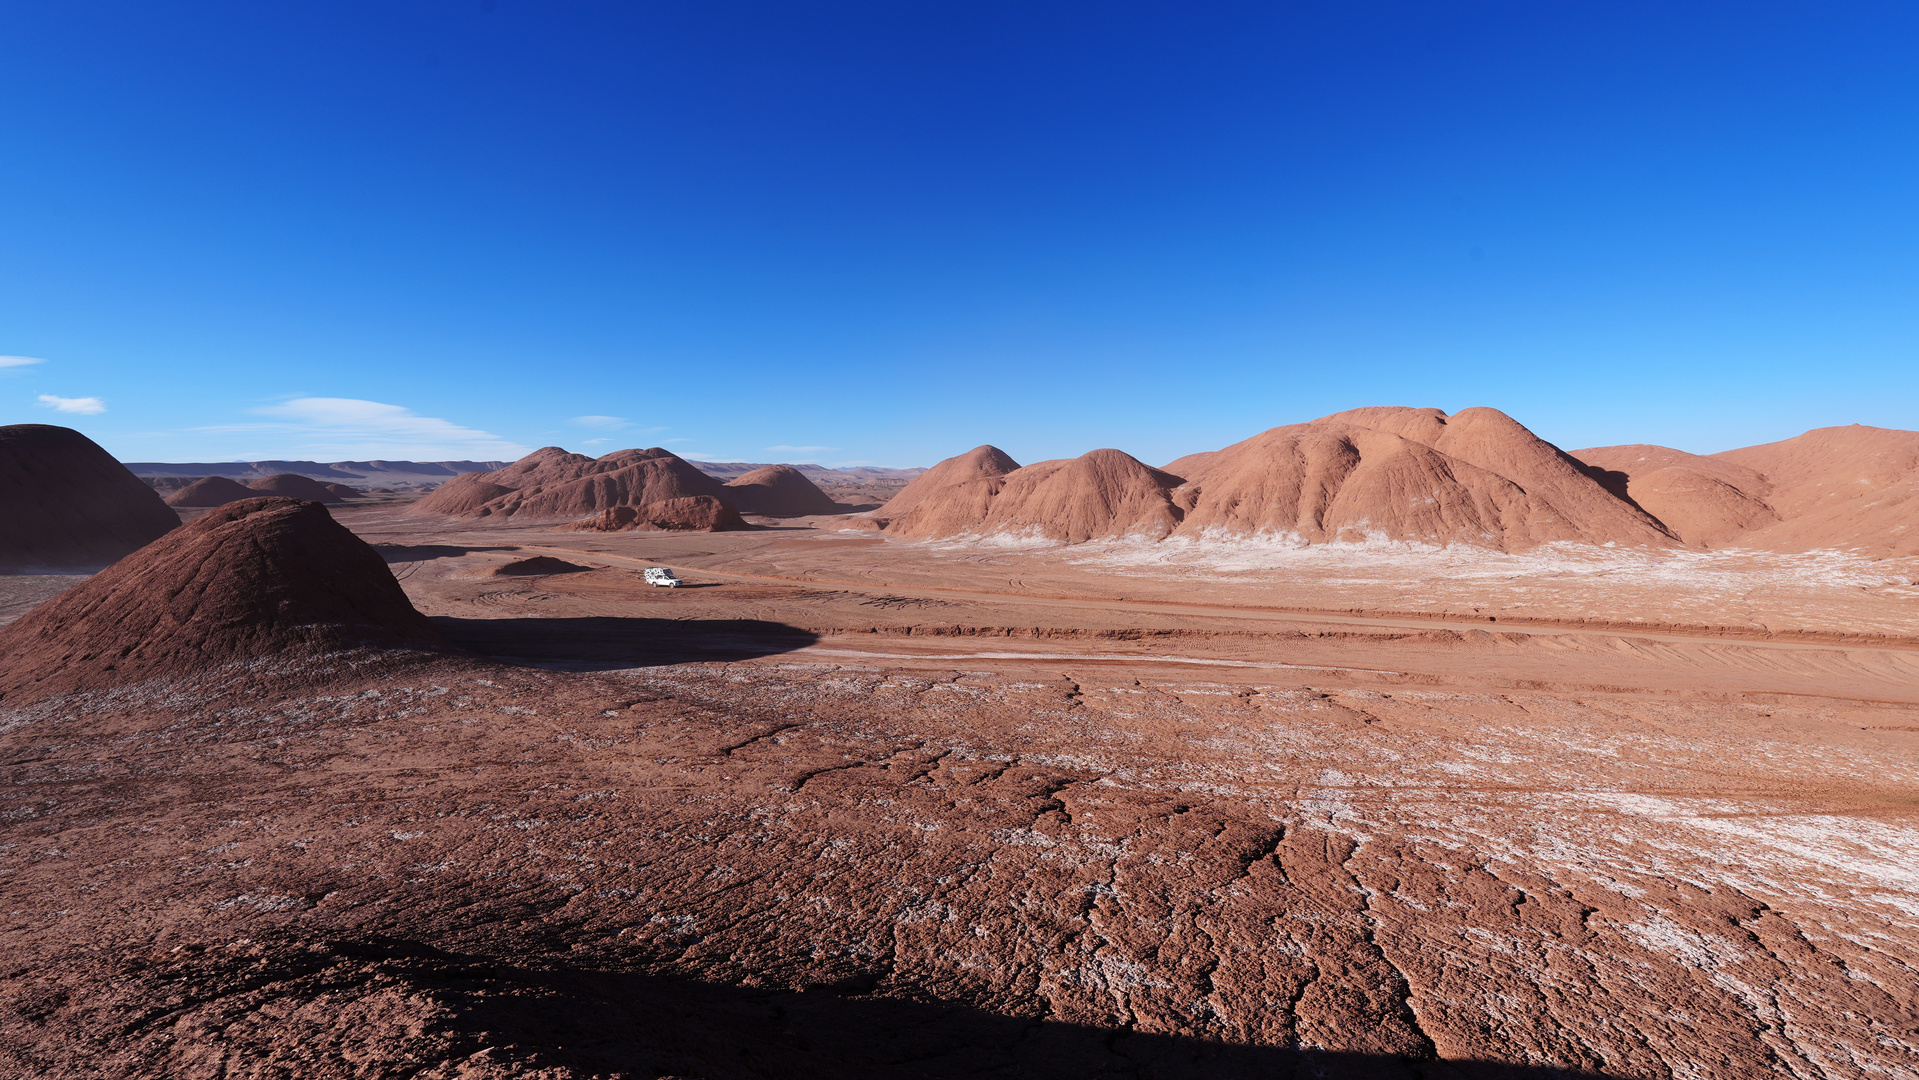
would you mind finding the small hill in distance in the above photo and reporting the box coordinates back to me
[409,447,731,521]
[692,461,925,506]
[245,473,351,502]
[165,475,259,507]
[0,424,179,570]
[409,447,861,524]
[164,473,354,508]
[723,465,846,517]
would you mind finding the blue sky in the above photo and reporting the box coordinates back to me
[2,1,1916,467]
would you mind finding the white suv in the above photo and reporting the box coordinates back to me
[642,567,682,588]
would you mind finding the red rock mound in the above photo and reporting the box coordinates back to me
[410,447,728,521]
[1164,407,1677,551]
[977,449,1187,543]
[247,472,345,503]
[567,496,748,533]
[410,474,518,514]
[722,465,845,517]
[1573,424,1919,555]
[887,411,1674,551]
[164,475,258,508]
[322,482,359,499]
[1570,445,1777,547]
[0,497,445,702]
[1710,425,1919,555]
[873,445,1022,540]
[0,424,178,569]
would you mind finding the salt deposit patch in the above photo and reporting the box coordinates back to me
[1069,531,1912,592]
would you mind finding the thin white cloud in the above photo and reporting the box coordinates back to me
[570,415,629,430]
[37,394,105,415]
[191,397,532,460]
[1,356,46,369]
[766,445,838,453]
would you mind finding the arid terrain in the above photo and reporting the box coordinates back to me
[4,494,1917,1078]
[3,412,1918,1079]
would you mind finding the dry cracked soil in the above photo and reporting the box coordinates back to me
[3,504,1917,1079]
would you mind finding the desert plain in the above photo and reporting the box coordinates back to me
[2,411,1917,1079]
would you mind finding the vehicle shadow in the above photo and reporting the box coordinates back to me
[273,936,1629,1080]
[432,615,819,668]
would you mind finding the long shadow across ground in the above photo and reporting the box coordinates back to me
[433,615,819,668]
[91,935,1624,1080]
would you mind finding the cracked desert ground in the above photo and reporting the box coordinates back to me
[5,502,1918,1080]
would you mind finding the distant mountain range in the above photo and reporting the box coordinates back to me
[125,458,926,491]
[124,460,513,491]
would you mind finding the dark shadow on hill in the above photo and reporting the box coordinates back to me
[185,935,1627,1080]
[432,615,819,668]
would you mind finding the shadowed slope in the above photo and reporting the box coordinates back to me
[0,497,445,702]
[1570,425,1919,554]
[0,424,178,568]
[1569,445,1778,547]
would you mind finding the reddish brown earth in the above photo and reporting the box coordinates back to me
[0,424,177,568]
[411,447,730,522]
[876,444,1023,539]
[883,410,1678,551]
[246,472,347,502]
[567,495,750,533]
[0,497,444,702]
[165,475,261,508]
[3,490,1917,1078]
[1164,407,1676,550]
[1576,424,1919,556]
[978,448,1187,542]
[722,464,848,517]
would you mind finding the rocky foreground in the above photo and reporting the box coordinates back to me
[3,647,1914,1078]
